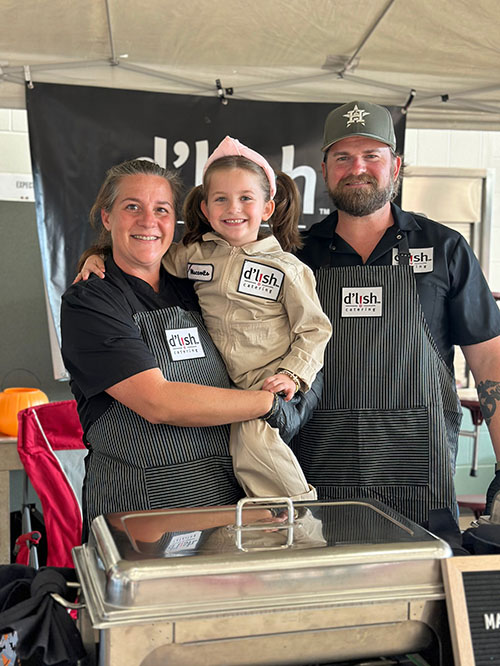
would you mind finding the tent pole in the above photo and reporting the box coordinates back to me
[0,73,25,85]
[412,83,500,106]
[342,73,415,95]
[118,61,214,92]
[1,60,112,74]
[104,0,118,64]
[339,0,397,76]
[435,98,500,114]
[234,71,338,94]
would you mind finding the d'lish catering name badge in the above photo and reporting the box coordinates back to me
[341,287,382,317]
[166,327,206,360]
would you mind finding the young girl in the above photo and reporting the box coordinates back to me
[79,136,332,502]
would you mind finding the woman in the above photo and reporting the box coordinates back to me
[61,159,287,538]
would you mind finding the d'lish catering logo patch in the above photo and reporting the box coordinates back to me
[165,327,206,360]
[341,287,382,317]
[165,531,202,555]
[392,247,434,273]
[237,260,284,301]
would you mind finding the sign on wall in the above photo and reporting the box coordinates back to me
[0,173,34,202]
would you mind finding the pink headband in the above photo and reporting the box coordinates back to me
[202,136,277,199]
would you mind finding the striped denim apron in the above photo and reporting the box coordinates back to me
[293,241,462,525]
[84,295,242,531]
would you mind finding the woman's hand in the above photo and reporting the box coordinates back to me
[262,370,323,443]
[73,254,106,284]
[262,373,297,401]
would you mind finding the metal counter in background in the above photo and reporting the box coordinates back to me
[73,499,454,666]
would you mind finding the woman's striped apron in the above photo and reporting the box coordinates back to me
[83,282,243,533]
[293,241,462,525]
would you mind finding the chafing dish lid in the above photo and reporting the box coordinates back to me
[75,499,452,618]
[89,498,446,562]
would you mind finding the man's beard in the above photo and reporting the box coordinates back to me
[328,175,395,217]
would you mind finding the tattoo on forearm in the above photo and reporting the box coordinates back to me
[477,380,500,426]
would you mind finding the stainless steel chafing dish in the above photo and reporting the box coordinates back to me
[73,498,454,665]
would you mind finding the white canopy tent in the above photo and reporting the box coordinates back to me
[1,0,500,129]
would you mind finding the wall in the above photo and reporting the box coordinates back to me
[1,110,72,518]
[1,111,499,501]
[405,128,500,291]
[405,128,500,497]
[0,109,71,402]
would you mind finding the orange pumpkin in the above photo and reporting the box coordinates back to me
[0,387,49,437]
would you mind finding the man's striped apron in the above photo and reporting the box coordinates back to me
[293,241,462,525]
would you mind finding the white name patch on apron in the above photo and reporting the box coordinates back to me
[392,247,434,273]
[166,531,202,555]
[341,287,383,317]
[187,262,214,281]
[237,260,284,301]
[165,327,206,360]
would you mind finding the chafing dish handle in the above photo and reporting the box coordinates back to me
[235,496,295,550]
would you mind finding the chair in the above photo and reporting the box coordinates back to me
[457,494,486,521]
[16,400,87,568]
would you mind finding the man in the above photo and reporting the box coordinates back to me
[294,100,500,524]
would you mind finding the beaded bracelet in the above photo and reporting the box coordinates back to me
[277,368,301,394]
[261,392,280,420]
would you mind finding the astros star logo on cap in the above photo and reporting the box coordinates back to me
[343,104,370,127]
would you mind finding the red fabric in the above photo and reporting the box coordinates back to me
[17,400,85,568]
[14,531,42,566]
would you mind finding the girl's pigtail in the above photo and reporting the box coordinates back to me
[77,243,111,272]
[81,205,113,271]
[182,185,212,246]
[269,172,303,253]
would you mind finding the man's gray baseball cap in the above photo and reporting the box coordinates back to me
[322,100,396,152]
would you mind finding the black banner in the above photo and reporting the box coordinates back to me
[26,82,406,341]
